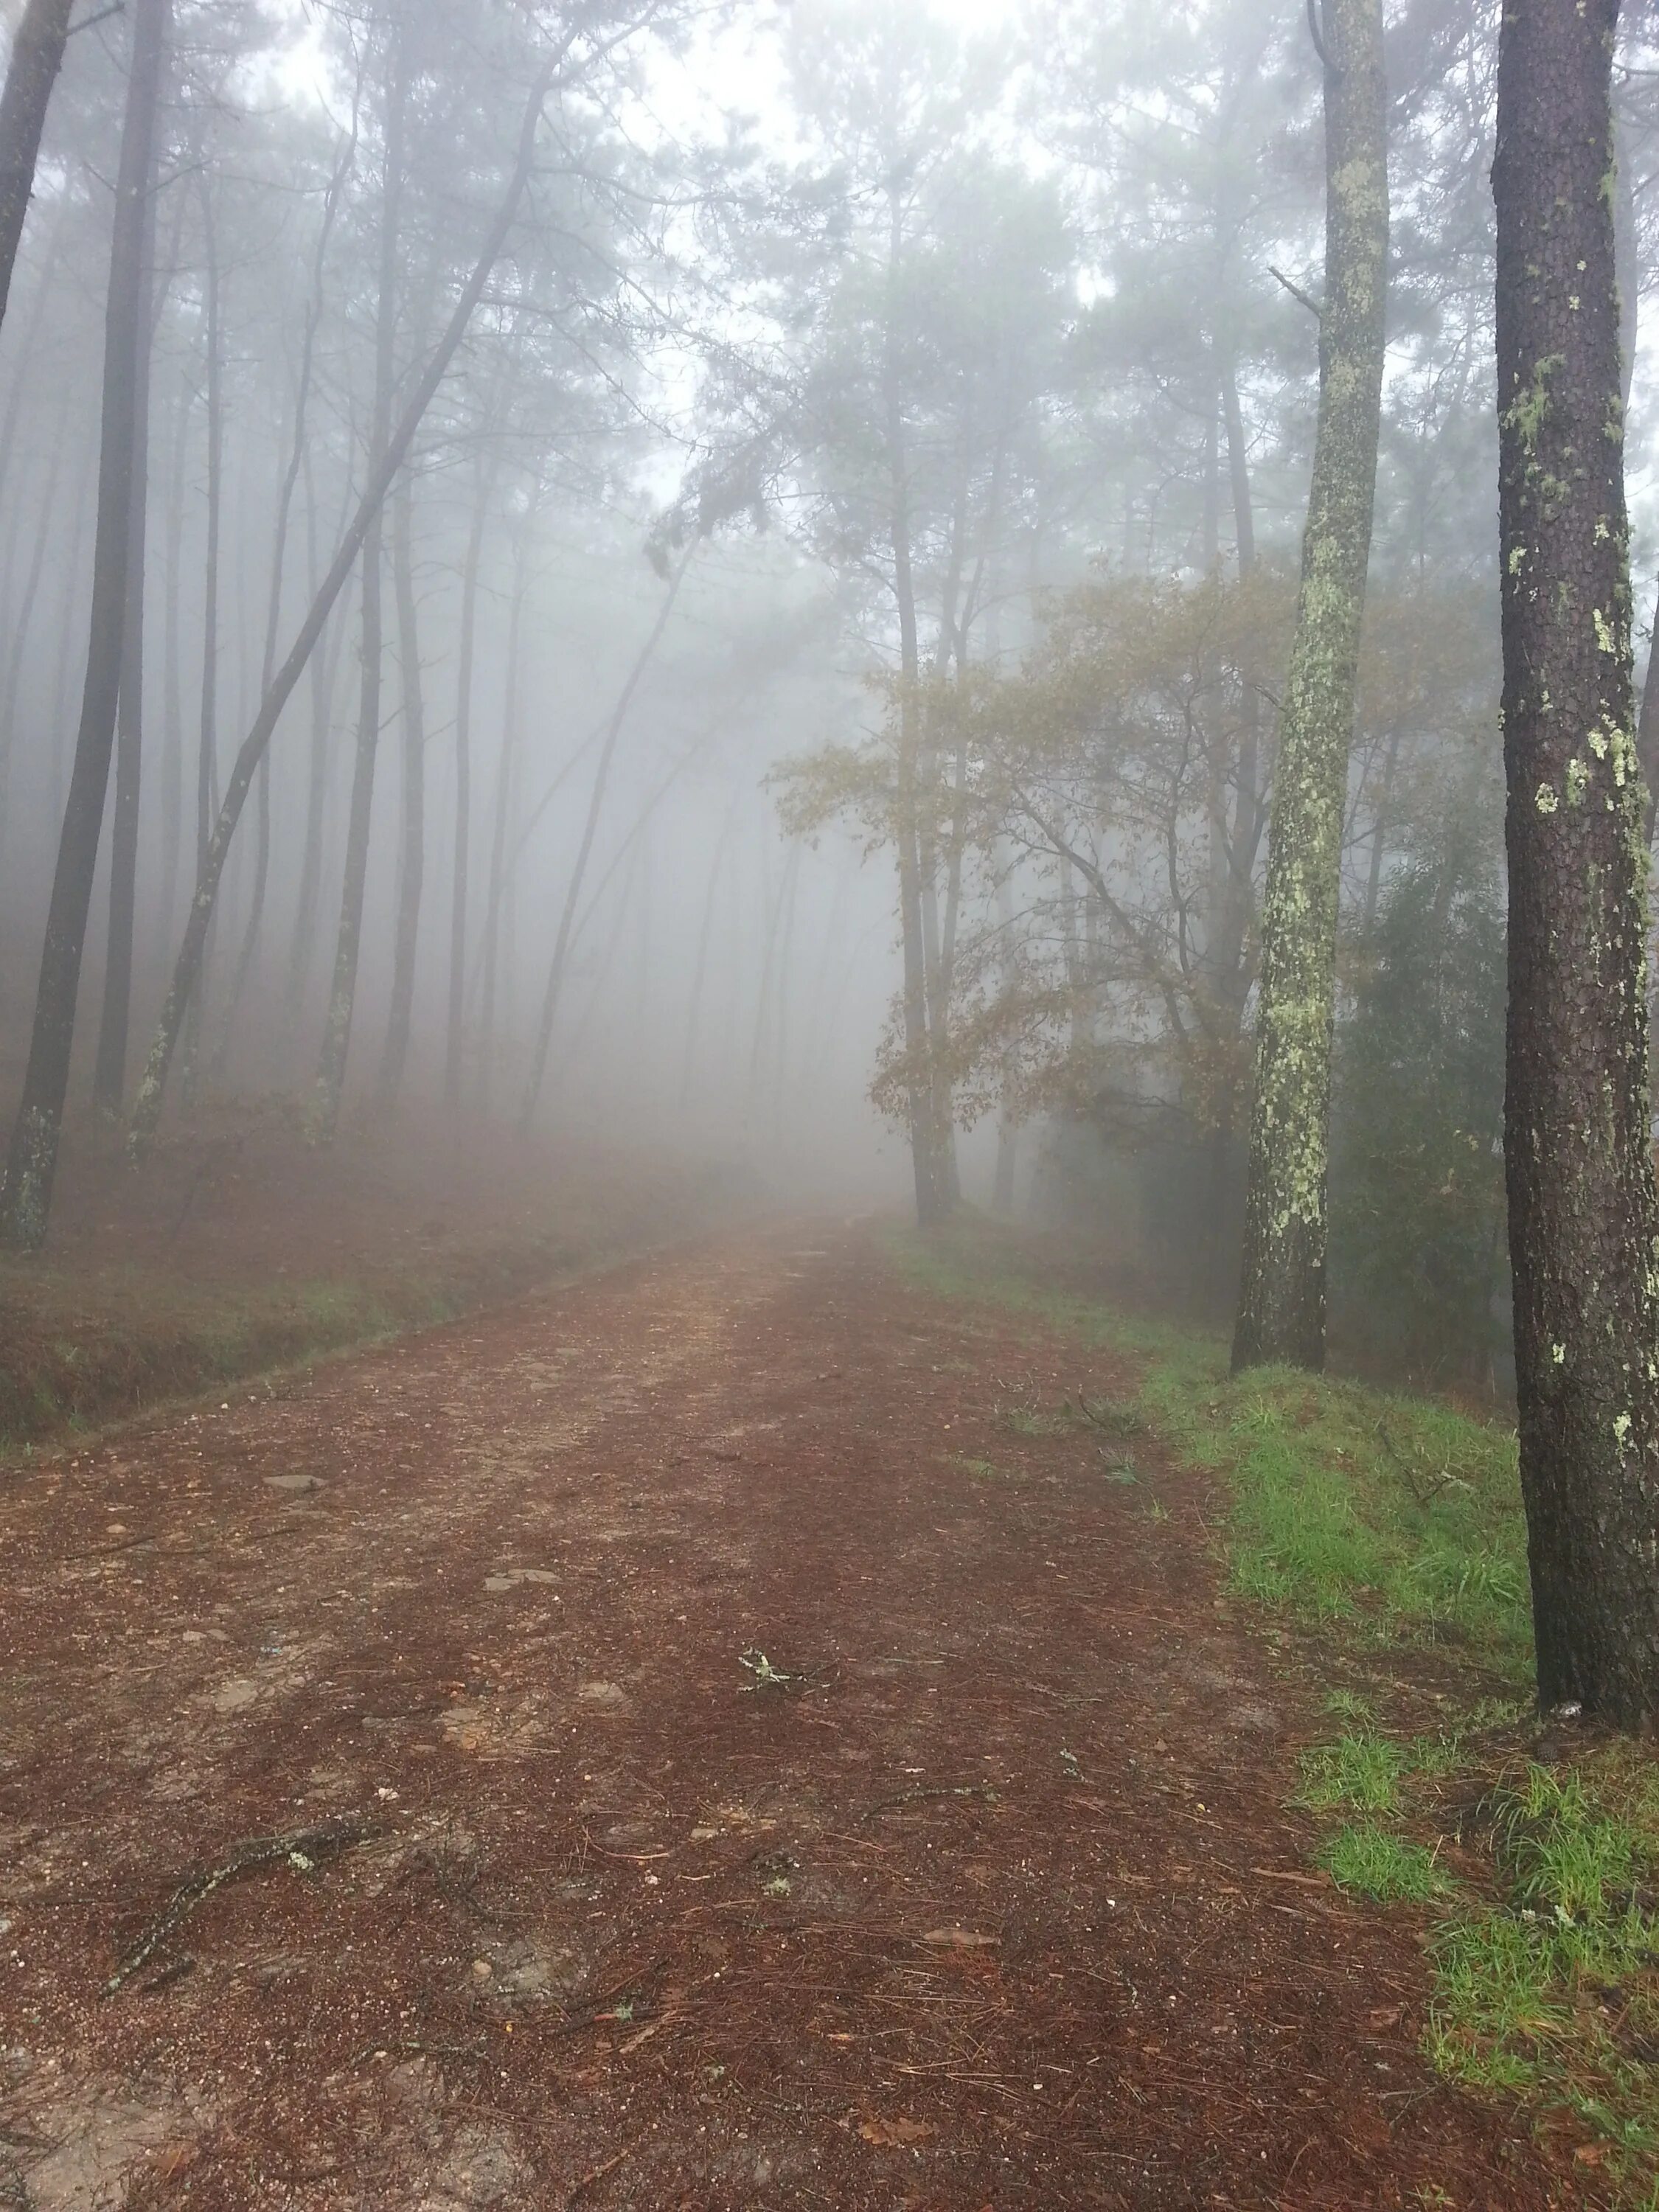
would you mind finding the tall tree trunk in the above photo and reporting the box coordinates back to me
[518,538,695,1133]
[476,515,532,1115]
[308,29,406,1147]
[156,362,188,939]
[91,111,161,1114]
[0,0,74,335]
[445,451,495,1115]
[0,375,70,846]
[1231,0,1388,1373]
[221,127,354,1068]
[0,0,168,1251]
[127,37,566,1160]
[181,164,222,1112]
[1494,0,1659,1729]
[282,450,349,1030]
[884,185,945,1228]
[375,476,425,1110]
[44,435,92,834]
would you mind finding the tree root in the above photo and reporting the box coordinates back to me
[103,1812,382,1996]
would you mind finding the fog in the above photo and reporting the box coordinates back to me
[1,0,1657,1380]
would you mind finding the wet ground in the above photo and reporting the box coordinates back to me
[0,1222,1566,2208]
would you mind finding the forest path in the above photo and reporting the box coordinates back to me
[1,1220,1557,2211]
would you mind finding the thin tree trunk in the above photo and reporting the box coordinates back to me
[308,29,406,1146]
[220,127,355,1066]
[1494,0,1659,1728]
[445,449,496,1114]
[0,0,168,1250]
[0,375,70,846]
[156,361,187,939]
[181,164,223,1113]
[92,113,161,1113]
[476,514,532,1115]
[0,0,74,335]
[282,448,349,1029]
[45,437,92,833]
[128,38,567,1158]
[1232,0,1388,1372]
[884,187,944,1227]
[375,475,425,1110]
[0,200,66,535]
[517,538,695,1132]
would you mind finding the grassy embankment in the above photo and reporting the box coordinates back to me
[892,1217,1659,2206]
[0,1121,738,1458]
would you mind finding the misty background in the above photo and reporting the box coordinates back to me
[4,0,1658,1383]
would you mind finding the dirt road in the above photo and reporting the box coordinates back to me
[0,1224,1559,2209]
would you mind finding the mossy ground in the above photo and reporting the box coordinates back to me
[891,1213,1659,2205]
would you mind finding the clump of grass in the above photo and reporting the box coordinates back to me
[1297,1731,1408,1814]
[1322,1688,1374,1724]
[1318,1822,1448,1903]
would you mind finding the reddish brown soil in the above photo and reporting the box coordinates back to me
[0,1223,1573,2209]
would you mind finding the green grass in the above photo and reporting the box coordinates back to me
[1296,1731,1408,1814]
[1318,1821,1450,1902]
[889,1215,1659,2200]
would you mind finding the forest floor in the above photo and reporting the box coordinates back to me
[0,1217,1606,2210]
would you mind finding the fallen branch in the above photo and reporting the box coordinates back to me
[858,1784,999,1823]
[103,1813,381,1995]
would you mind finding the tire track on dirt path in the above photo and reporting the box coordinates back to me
[0,1221,1572,2208]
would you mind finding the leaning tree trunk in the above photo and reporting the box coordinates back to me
[92,116,162,1116]
[0,0,168,1251]
[0,0,75,335]
[1231,0,1387,1373]
[518,538,695,1133]
[1494,0,1659,1729]
[126,39,566,1161]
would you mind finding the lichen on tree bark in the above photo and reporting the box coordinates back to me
[1494,0,1659,1729]
[1232,0,1388,1373]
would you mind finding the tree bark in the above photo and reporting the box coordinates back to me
[1494,0,1659,1729]
[0,0,168,1251]
[1231,0,1388,1372]
[126,39,568,1160]
[0,0,74,336]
